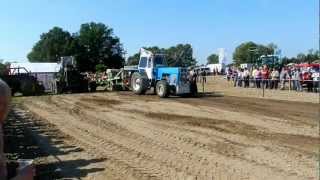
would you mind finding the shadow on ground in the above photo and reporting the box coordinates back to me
[4,107,106,180]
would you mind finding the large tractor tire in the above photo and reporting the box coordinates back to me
[131,72,149,95]
[156,80,169,98]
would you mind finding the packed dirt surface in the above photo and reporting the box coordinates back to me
[11,86,319,180]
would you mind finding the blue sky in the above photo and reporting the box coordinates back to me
[0,0,318,64]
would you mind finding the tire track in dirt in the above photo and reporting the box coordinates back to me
[175,96,318,127]
[20,94,318,180]
[25,97,204,177]
[51,95,312,179]
[24,101,168,180]
[47,96,226,179]
[74,93,316,179]
[25,97,249,179]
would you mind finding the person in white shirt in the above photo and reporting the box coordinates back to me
[252,68,257,88]
[270,68,280,89]
[311,70,320,92]
[237,69,244,87]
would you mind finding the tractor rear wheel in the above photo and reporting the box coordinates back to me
[156,80,169,98]
[131,72,148,95]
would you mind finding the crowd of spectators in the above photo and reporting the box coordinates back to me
[226,64,320,93]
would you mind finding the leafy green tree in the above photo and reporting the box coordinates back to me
[165,44,196,67]
[27,27,73,62]
[28,23,125,72]
[233,41,257,65]
[207,54,219,64]
[296,53,306,63]
[305,49,319,63]
[95,64,107,72]
[73,22,125,72]
[280,49,319,65]
[233,41,277,65]
[281,57,292,65]
[127,53,140,65]
[127,44,196,67]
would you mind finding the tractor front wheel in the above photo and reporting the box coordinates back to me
[131,72,148,95]
[156,80,169,98]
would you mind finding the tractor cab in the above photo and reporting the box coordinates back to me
[138,49,167,79]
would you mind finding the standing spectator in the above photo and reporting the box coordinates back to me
[255,67,262,88]
[261,65,269,89]
[280,67,288,90]
[293,68,302,91]
[291,68,297,90]
[233,68,238,87]
[304,71,313,92]
[270,68,280,89]
[201,70,207,83]
[194,70,199,83]
[312,69,320,92]
[243,68,250,88]
[237,69,244,87]
[226,68,232,81]
[288,67,293,90]
[252,68,258,88]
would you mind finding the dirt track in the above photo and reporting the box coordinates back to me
[13,88,319,180]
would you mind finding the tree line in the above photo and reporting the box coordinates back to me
[27,22,198,71]
[230,41,319,66]
[4,22,318,72]
[127,44,197,67]
[282,49,319,64]
[27,22,125,72]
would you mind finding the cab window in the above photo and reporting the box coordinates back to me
[139,57,148,68]
[147,58,152,68]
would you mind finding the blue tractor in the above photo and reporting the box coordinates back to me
[131,48,196,98]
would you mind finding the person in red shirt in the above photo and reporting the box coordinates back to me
[303,71,313,92]
[261,65,270,89]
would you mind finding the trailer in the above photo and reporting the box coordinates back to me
[103,66,138,91]
[0,67,44,96]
